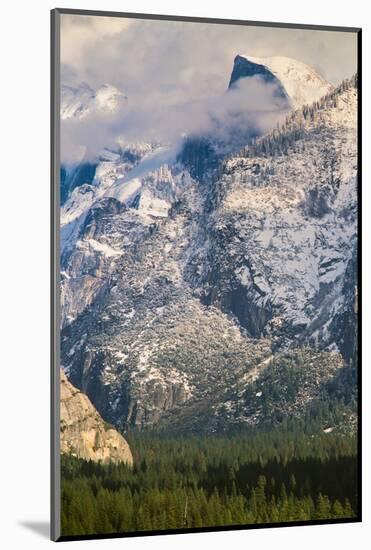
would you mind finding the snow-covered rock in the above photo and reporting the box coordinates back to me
[229,54,333,108]
[198,78,357,359]
[59,61,358,434]
[61,82,127,120]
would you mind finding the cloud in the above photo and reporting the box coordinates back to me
[61,75,289,164]
[60,14,357,163]
[61,15,357,91]
[61,14,132,71]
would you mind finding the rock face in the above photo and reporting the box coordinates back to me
[59,61,358,435]
[200,77,358,360]
[228,55,289,102]
[229,54,333,108]
[60,370,133,465]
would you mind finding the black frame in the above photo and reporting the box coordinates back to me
[51,7,362,542]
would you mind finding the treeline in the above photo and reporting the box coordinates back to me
[239,350,357,433]
[61,431,358,536]
[235,73,357,160]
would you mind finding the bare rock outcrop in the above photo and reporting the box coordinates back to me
[60,370,133,465]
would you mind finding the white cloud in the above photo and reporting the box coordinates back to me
[61,74,290,164]
[61,14,132,70]
[59,14,358,164]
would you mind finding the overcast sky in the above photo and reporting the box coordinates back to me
[60,14,357,163]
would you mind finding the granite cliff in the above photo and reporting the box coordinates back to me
[60,370,133,465]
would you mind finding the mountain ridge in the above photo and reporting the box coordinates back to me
[59,60,358,435]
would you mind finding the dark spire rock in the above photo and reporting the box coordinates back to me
[228,55,289,102]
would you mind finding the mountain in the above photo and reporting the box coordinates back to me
[60,369,133,465]
[59,59,357,435]
[229,54,333,108]
[61,82,127,120]
[60,146,176,327]
[60,82,130,203]
[198,76,358,360]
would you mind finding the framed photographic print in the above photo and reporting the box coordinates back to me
[51,8,361,542]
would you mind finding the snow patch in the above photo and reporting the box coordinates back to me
[239,54,333,108]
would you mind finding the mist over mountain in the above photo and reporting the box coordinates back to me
[59,55,358,437]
